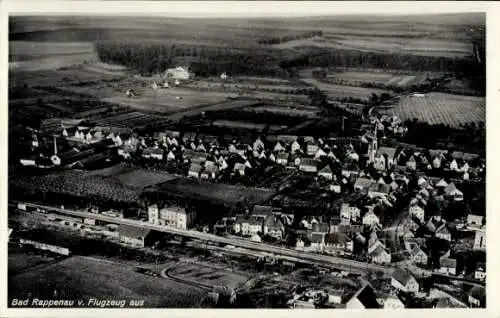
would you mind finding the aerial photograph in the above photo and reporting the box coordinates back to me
[7,11,486,309]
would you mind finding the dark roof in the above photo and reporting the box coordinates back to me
[119,225,151,239]
[253,205,274,217]
[392,268,414,286]
[368,182,391,194]
[376,147,397,159]
[264,215,284,229]
[348,284,380,309]
[325,233,350,245]
[440,258,457,268]
[310,233,324,244]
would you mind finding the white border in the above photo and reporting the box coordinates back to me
[1,1,499,318]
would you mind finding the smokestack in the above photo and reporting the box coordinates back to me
[53,135,57,155]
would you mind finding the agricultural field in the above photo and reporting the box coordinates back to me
[9,41,97,72]
[92,111,170,129]
[153,178,277,206]
[382,92,485,127]
[11,166,178,204]
[248,105,319,118]
[212,120,283,132]
[8,249,57,275]
[324,70,431,89]
[102,87,236,113]
[167,262,250,289]
[301,77,391,101]
[8,255,206,308]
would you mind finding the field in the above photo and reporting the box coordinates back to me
[302,77,391,101]
[212,120,283,132]
[382,92,485,127]
[91,111,170,129]
[8,249,56,275]
[323,70,431,88]
[153,178,277,206]
[9,41,97,72]
[167,262,250,289]
[8,255,205,307]
[11,166,178,203]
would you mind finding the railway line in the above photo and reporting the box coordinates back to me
[10,201,395,276]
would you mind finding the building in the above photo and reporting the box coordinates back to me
[467,214,484,228]
[409,203,425,223]
[354,177,373,192]
[318,165,333,180]
[369,245,391,264]
[165,66,191,80]
[157,206,196,230]
[473,228,486,250]
[435,224,451,241]
[263,215,285,240]
[188,163,203,179]
[235,216,263,237]
[362,210,380,227]
[444,183,464,201]
[391,268,419,293]
[368,182,391,198]
[118,225,153,248]
[468,286,486,308]
[299,158,317,173]
[345,284,380,309]
[253,205,275,219]
[373,147,397,170]
[201,162,219,180]
[309,233,326,252]
[233,163,247,176]
[380,294,405,309]
[340,203,360,221]
[439,258,457,275]
[324,233,353,253]
[475,262,486,281]
[409,246,428,265]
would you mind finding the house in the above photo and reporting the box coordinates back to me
[233,163,247,176]
[314,148,327,160]
[326,290,344,305]
[183,149,208,164]
[473,228,486,250]
[362,210,380,227]
[201,163,219,180]
[276,152,289,165]
[354,177,373,192]
[374,147,397,170]
[467,214,484,228]
[263,215,285,240]
[340,203,361,221]
[158,206,196,230]
[468,286,486,308]
[306,142,319,156]
[273,141,285,153]
[148,204,160,225]
[380,294,405,309]
[329,183,342,194]
[118,225,153,248]
[368,182,391,198]
[439,258,457,275]
[409,246,428,265]
[250,233,262,242]
[142,147,164,160]
[391,268,419,293]
[406,155,417,170]
[166,151,176,161]
[318,165,333,180]
[188,163,203,179]
[369,245,391,264]
[311,221,330,234]
[291,140,301,153]
[409,203,425,223]
[324,233,353,253]
[444,183,463,201]
[429,288,467,308]
[253,137,265,151]
[235,216,263,237]
[299,158,317,173]
[253,205,275,219]
[345,283,380,309]
[475,262,486,281]
[165,66,191,80]
[435,225,452,241]
[309,233,326,252]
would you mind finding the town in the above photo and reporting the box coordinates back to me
[7,12,486,309]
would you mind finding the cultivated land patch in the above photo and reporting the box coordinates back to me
[8,255,205,308]
[9,41,97,72]
[168,262,249,289]
[381,92,485,128]
[8,250,57,275]
[301,77,391,101]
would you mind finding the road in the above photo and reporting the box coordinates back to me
[10,201,395,276]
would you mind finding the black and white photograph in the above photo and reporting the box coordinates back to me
[3,1,495,313]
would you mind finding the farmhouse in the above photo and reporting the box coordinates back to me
[118,225,154,248]
[410,246,428,265]
[165,66,192,80]
[373,147,397,170]
[200,162,219,180]
[318,165,333,180]
[391,268,419,293]
[369,245,391,264]
[183,150,208,164]
[324,233,353,253]
[444,183,463,201]
[233,163,247,176]
[158,205,196,230]
[188,163,203,179]
[142,147,164,160]
[276,152,289,165]
[263,215,285,240]
[409,203,425,223]
[345,284,380,309]
[439,258,457,275]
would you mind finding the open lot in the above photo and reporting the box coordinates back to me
[168,262,250,289]
[382,92,485,127]
[8,255,205,307]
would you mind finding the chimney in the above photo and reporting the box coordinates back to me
[53,135,57,155]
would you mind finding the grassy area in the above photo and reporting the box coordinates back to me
[168,262,250,289]
[8,249,57,275]
[8,255,206,308]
